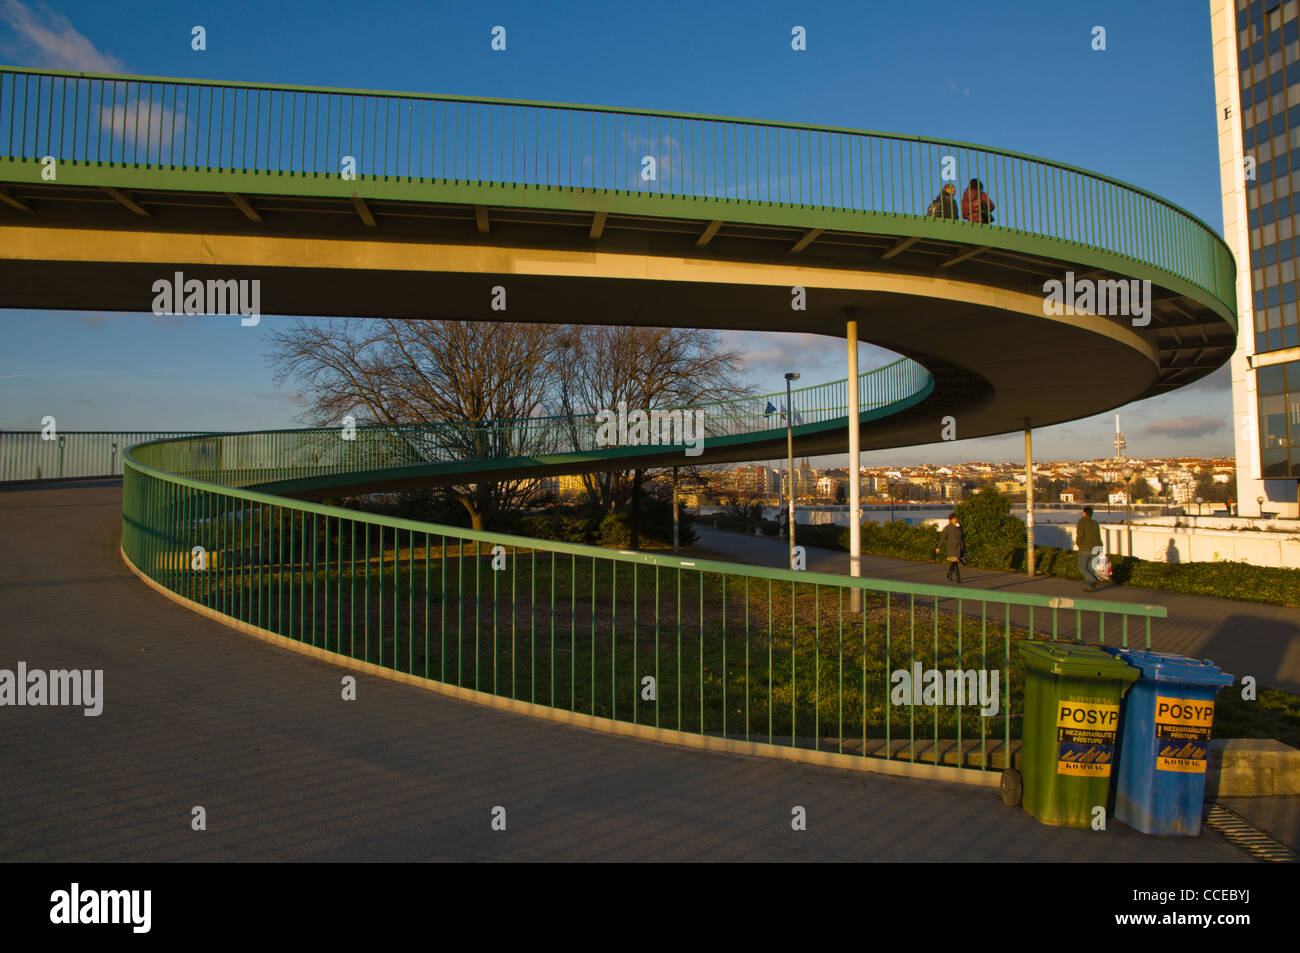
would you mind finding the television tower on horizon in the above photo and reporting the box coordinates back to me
[1114,412,1126,462]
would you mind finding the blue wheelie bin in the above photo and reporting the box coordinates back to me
[1103,648,1233,836]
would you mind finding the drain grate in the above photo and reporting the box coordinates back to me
[1205,804,1297,863]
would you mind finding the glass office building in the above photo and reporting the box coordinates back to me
[1213,0,1300,514]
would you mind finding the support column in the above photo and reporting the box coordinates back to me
[1024,420,1035,577]
[786,379,796,568]
[847,317,862,611]
[672,466,680,554]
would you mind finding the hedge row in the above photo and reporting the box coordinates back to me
[509,496,696,549]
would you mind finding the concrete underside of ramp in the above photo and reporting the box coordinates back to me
[0,178,1235,486]
[4,225,1162,447]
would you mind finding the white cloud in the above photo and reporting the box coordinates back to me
[100,100,190,149]
[0,0,126,72]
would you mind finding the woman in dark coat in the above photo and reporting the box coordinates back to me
[936,513,965,582]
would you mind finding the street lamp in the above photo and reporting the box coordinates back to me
[1120,466,1135,559]
[1195,496,1204,518]
[785,372,800,568]
[1257,494,1266,518]
[1120,466,1135,523]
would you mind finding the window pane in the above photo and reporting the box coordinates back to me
[1259,363,1286,393]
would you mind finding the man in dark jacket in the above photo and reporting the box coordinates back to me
[936,513,964,582]
[961,178,995,223]
[927,182,960,219]
[1075,506,1104,592]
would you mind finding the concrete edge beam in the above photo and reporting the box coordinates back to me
[1207,738,1300,796]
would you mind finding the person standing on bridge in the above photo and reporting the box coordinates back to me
[927,182,960,219]
[1075,505,1104,592]
[936,513,964,583]
[961,178,995,224]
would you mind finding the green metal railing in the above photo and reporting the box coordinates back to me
[11,359,927,489]
[0,66,1235,317]
[109,355,1163,773]
[0,430,197,482]
[122,430,1164,772]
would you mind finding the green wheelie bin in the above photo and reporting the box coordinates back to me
[1011,642,1138,827]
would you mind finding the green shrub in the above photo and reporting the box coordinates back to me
[501,495,695,550]
[712,514,755,533]
[795,523,843,549]
[858,519,939,561]
[953,489,1025,565]
[598,513,630,547]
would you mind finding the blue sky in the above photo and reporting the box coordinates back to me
[0,0,1234,465]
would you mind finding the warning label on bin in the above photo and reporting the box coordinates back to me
[1155,696,1214,773]
[1055,699,1120,777]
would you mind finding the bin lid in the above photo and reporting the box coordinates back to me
[1019,641,1138,681]
[1103,648,1234,686]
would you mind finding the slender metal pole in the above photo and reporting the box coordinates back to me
[846,317,861,611]
[1024,421,1035,576]
[786,378,796,568]
[672,465,679,554]
[1127,478,1134,553]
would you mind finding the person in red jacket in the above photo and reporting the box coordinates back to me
[961,178,995,224]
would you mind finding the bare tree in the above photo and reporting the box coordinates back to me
[555,326,752,547]
[267,317,564,529]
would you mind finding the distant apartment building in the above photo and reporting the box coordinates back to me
[817,475,844,498]
[556,473,591,500]
[1213,0,1300,516]
[1060,488,1081,504]
[733,465,773,499]
[778,460,819,500]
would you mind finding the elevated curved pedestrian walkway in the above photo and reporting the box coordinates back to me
[0,67,1238,781]
[0,66,1235,462]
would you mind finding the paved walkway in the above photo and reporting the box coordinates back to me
[0,483,1252,861]
[692,526,1300,694]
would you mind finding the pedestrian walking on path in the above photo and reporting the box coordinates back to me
[937,512,965,583]
[1075,505,1104,592]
